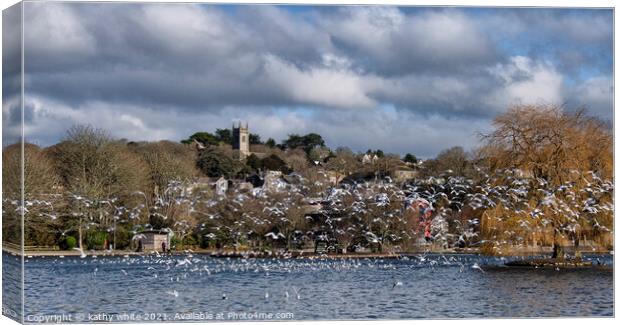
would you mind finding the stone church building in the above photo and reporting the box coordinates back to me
[232,122,250,159]
[231,122,269,160]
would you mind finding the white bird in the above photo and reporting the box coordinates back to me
[176,258,192,267]
[471,263,485,273]
[73,247,87,259]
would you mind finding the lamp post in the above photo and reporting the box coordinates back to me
[113,215,117,251]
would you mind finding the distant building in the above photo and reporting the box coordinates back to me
[232,122,250,159]
[139,229,170,252]
[362,153,379,164]
[390,166,418,182]
[215,177,229,196]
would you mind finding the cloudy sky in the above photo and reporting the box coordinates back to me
[2,2,613,157]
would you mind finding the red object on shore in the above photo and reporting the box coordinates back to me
[410,198,434,239]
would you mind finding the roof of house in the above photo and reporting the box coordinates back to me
[139,229,170,235]
[392,165,415,171]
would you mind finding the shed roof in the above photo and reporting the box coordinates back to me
[139,229,170,234]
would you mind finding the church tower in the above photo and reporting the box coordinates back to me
[232,122,250,159]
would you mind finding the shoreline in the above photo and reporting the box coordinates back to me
[2,244,612,258]
[1,247,411,258]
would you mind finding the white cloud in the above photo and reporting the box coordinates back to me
[11,3,612,157]
[24,2,96,63]
[323,8,496,75]
[22,97,179,145]
[324,6,404,59]
[119,114,147,130]
[138,4,238,56]
[2,95,22,147]
[402,11,494,63]
[263,55,377,109]
[485,56,564,110]
[568,76,614,119]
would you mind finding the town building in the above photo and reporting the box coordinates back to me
[232,122,250,159]
[390,166,418,182]
[138,229,171,252]
[215,177,229,196]
[362,153,379,164]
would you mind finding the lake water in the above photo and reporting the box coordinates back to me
[2,252,614,322]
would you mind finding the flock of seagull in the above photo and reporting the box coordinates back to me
[5,166,613,259]
[32,249,508,303]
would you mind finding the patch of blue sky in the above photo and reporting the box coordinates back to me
[203,3,324,14]
[273,106,317,119]
[378,104,398,117]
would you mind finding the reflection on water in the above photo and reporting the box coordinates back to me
[12,253,614,321]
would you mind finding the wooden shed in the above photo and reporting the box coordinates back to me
[139,229,170,252]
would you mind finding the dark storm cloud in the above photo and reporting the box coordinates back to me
[10,2,613,155]
[23,3,357,111]
[2,3,22,147]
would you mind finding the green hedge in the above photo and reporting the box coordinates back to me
[85,231,107,250]
[59,236,77,250]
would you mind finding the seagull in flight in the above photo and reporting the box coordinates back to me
[471,263,485,273]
